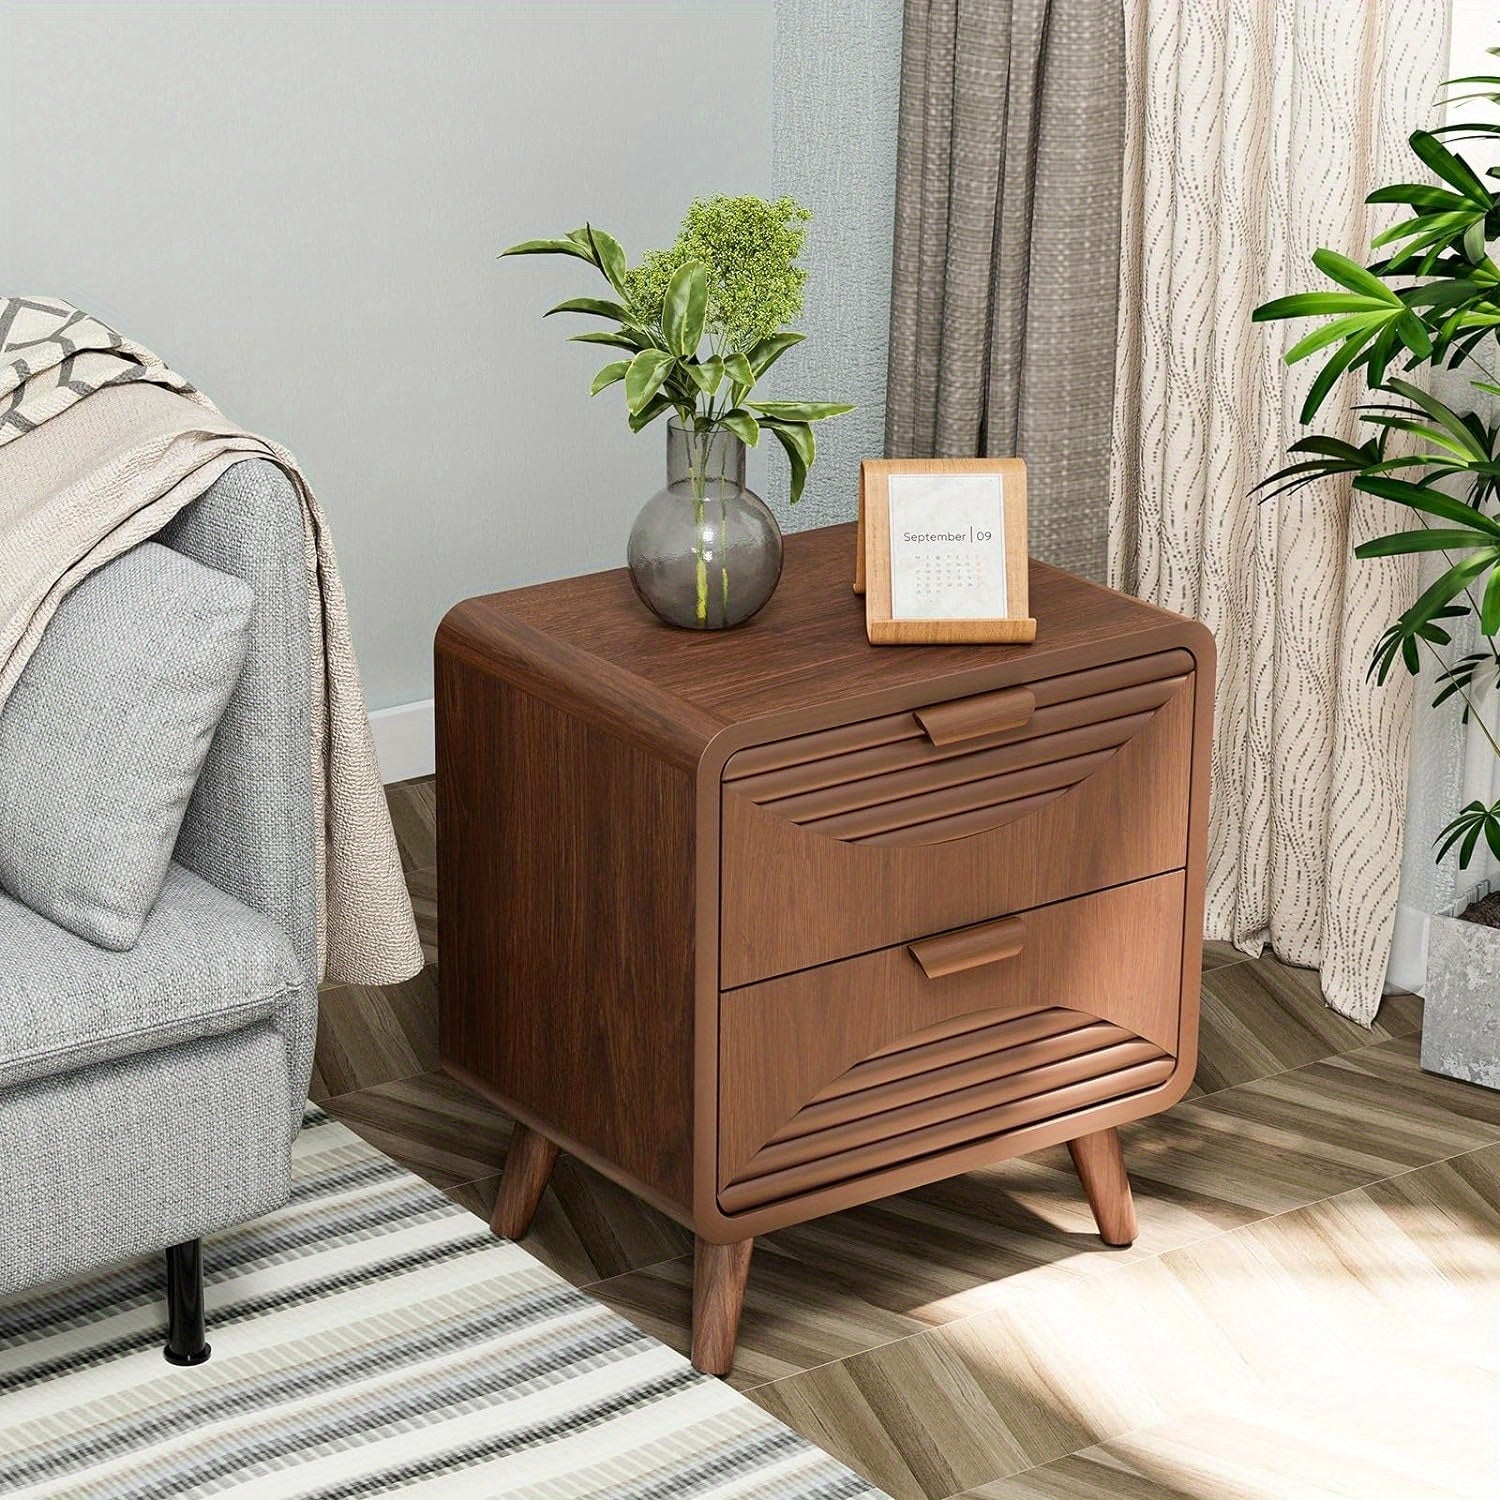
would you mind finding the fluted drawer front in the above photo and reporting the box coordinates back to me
[720,652,1196,987]
[717,872,1186,1214]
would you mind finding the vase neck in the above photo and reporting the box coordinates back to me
[667,421,746,489]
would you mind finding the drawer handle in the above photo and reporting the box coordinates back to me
[909,916,1028,979]
[915,687,1035,746]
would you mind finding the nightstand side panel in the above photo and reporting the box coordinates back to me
[437,646,698,1215]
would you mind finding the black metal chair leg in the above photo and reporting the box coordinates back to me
[163,1239,211,1366]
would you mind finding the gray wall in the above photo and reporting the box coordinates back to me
[767,0,903,530]
[0,0,774,709]
[0,0,902,710]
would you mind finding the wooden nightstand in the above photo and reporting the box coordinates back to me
[436,523,1213,1375]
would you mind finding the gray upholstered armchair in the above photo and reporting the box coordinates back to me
[0,459,318,1363]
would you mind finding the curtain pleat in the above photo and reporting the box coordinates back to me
[1109,0,1448,1021]
[886,0,1125,581]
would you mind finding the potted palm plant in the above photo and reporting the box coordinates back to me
[504,195,852,630]
[1255,56,1500,1085]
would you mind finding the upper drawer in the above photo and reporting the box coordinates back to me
[719,650,1195,987]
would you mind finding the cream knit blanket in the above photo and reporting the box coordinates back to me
[0,297,422,986]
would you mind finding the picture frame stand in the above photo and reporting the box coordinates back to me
[855,458,1036,646]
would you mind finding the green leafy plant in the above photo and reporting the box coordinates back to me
[1254,54,1500,869]
[501,195,852,507]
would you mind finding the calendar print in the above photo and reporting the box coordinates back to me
[887,473,1009,620]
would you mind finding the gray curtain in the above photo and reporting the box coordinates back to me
[885,0,1124,581]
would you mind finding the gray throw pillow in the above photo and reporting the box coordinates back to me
[0,542,253,950]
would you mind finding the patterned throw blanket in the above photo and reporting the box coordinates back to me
[0,296,422,987]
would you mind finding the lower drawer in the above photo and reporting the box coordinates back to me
[717,871,1186,1214]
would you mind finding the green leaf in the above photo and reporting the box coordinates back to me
[1253,457,1363,502]
[1309,248,1404,303]
[747,331,806,376]
[590,359,630,396]
[585,225,629,295]
[1409,129,1493,203]
[1299,325,1378,423]
[545,296,630,320]
[1284,313,1389,365]
[1394,311,1434,359]
[1371,209,1482,253]
[1353,529,1497,557]
[721,409,761,447]
[1432,652,1492,719]
[1362,320,1399,391]
[1357,413,1481,462]
[1435,801,1500,868]
[1289,435,1380,461]
[747,400,856,423]
[1482,561,1500,636]
[723,352,756,392]
[499,236,596,260]
[627,391,674,434]
[1367,183,1470,210]
[569,329,648,350]
[763,418,814,465]
[1464,823,1484,866]
[1253,291,1396,322]
[624,348,676,414]
[661,262,709,358]
[684,357,724,397]
[1384,379,1489,455]
[1405,552,1496,630]
[1354,475,1500,535]
[765,420,810,503]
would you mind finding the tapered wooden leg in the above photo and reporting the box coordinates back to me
[1067,1127,1138,1247]
[691,1237,754,1376]
[490,1123,559,1239]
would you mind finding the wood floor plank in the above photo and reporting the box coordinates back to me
[443,1160,693,1286]
[747,1251,1263,1499]
[966,1340,1499,1500]
[752,1031,1500,1339]
[386,775,436,872]
[1122,1033,1500,1220]
[767,1142,1500,1500]
[326,1068,695,1284]
[313,965,438,1099]
[587,1244,929,1392]
[322,1069,509,1189]
[1200,940,1252,973]
[403,865,437,969]
[755,1148,1236,1330]
[1194,953,1420,1096]
[961,1453,1207,1500]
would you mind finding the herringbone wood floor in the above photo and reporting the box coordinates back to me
[315,778,1500,1499]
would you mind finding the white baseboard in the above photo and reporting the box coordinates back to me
[369,698,435,784]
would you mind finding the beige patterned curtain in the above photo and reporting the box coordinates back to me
[1109,0,1448,1021]
[886,0,1124,581]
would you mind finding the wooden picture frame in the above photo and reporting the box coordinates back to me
[854,458,1035,645]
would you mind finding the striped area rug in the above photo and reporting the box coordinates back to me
[0,1110,886,1499]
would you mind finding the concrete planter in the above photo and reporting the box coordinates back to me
[1422,913,1500,1090]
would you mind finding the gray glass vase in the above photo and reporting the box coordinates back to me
[627,420,783,630]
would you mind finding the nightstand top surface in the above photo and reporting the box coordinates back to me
[441,522,1204,741]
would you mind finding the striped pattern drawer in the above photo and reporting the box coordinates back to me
[719,1012,1172,1212]
[723,651,1191,848]
[719,653,1197,987]
[718,873,1186,1215]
